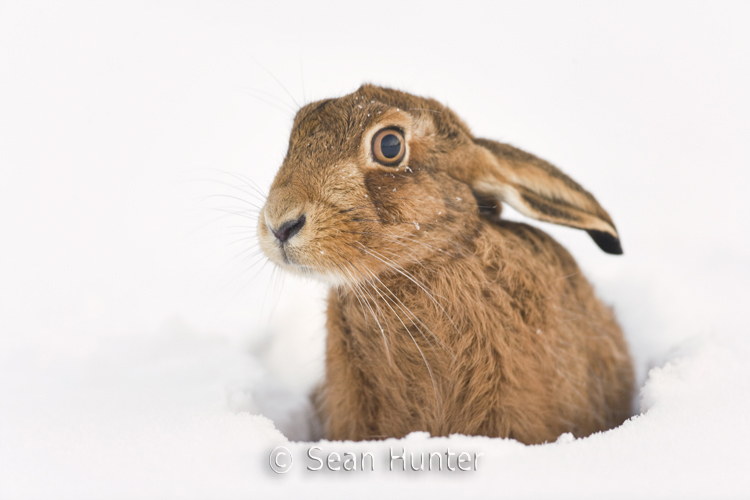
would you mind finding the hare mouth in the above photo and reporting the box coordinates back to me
[276,255,354,286]
[277,245,292,265]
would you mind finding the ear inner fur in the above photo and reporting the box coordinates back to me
[464,138,623,254]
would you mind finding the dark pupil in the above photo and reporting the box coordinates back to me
[380,134,401,159]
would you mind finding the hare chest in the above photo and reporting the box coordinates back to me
[320,223,634,444]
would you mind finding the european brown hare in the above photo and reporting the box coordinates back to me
[257,84,634,444]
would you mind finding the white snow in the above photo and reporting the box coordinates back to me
[1,1,749,498]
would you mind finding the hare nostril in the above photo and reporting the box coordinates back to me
[271,214,306,244]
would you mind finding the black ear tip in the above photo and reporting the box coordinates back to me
[587,230,623,255]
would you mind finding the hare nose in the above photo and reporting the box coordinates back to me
[271,214,306,243]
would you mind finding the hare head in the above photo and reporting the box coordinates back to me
[257,84,621,286]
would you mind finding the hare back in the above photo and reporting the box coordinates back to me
[322,219,634,444]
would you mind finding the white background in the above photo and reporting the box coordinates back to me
[1,1,749,498]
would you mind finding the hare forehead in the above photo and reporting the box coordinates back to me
[291,92,436,144]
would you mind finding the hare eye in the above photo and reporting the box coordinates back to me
[372,128,405,166]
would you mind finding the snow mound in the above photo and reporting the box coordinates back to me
[2,328,749,498]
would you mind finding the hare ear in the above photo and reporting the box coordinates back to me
[465,138,623,254]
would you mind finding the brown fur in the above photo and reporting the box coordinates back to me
[257,84,634,444]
